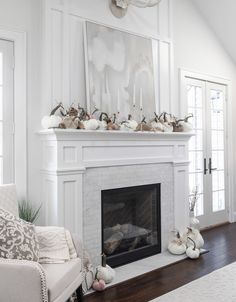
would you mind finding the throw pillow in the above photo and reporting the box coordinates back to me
[65,229,77,259]
[0,208,39,261]
[35,226,71,263]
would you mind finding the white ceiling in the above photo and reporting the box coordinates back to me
[191,0,236,64]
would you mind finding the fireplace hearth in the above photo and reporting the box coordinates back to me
[102,184,161,267]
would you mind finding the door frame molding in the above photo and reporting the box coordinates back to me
[0,29,27,199]
[179,68,234,223]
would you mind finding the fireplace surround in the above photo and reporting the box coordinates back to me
[39,129,192,266]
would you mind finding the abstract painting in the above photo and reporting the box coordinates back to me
[85,21,156,120]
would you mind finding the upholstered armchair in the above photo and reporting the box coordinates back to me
[0,184,84,302]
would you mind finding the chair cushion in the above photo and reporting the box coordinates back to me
[0,208,39,261]
[0,184,18,217]
[42,258,82,301]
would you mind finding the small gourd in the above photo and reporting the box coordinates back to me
[41,103,63,129]
[150,113,164,132]
[136,117,155,132]
[186,237,200,259]
[185,227,204,249]
[95,253,115,284]
[160,112,173,132]
[98,112,109,130]
[106,114,120,131]
[178,114,193,132]
[92,279,106,292]
[120,114,138,131]
[168,231,186,255]
[83,119,99,130]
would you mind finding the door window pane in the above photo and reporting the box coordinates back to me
[211,110,224,130]
[195,194,204,216]
[189,130,203,151]
[211,90,223,110]
[212,130,224,150]
[0,53,2,85]
[187,85,202,108]
[213,190,225,212]
[0,41,14,184]
[212,150,224,170]
[0,157,2,184]
[212,170,225,191]
[0,86,2,121]
[189,173,203,194]
[189,151,203,173]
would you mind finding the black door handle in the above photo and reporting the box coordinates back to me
[209,158,217,174]
[204,158,208,175]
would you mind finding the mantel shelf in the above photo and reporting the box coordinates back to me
[38,129,194,141]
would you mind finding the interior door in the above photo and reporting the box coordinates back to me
[186,77,228,228]
[0,39,14,184]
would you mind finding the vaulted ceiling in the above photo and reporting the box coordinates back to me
[191,0,236,64]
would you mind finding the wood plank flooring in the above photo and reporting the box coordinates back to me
[84,222,236,302]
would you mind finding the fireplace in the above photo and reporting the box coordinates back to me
[102,184,161,267]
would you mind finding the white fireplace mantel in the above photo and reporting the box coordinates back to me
[39,129,193,240]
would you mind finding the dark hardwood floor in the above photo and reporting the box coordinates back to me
[84,222,236,302]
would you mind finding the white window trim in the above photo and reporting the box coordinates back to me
[179,68,234,223]
[0,29,27,199]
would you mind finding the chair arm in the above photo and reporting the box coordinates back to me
[0,258,48,302]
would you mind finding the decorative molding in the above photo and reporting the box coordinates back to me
[39,129,193,237]
[39,129,193,140]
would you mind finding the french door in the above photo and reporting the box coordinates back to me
[186,77,228,228]
[0,40,14,184]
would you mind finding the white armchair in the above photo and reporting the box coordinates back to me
[0,184,84,302]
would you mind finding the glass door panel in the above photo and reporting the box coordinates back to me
[209,85,226,214]
[187,80,205,218]
[0,40,14,184]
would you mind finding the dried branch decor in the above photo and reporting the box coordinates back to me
[41,103,193,134]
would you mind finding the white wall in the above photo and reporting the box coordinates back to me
[0,0,235,223]
[172,0,236,218]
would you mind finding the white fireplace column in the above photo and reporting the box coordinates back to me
[39,130,193,239]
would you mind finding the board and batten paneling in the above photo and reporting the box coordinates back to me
[51,8,63,103]
[42,0,173,115]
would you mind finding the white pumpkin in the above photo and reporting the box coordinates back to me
[162,123,173,132]
[126,119,138,130]
[83,119,99,130]
[120,120,138,131]
[98,120,108,130]
[178,114,193,132]
[168,232,186,255]
[41,115,62,129]
[96,265,115,284]
[121,114,138,131]
[186,237,200,259]
[159,112,174,132]
[150,120,164,132]
[120,122,131,131]
[184,227,204,249]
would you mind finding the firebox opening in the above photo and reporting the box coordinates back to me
[102,183,161,267]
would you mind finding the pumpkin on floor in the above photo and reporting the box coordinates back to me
[186,237,200,259]
[168,231,186,255]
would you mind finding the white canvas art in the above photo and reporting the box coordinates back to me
[85,21,156,120]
